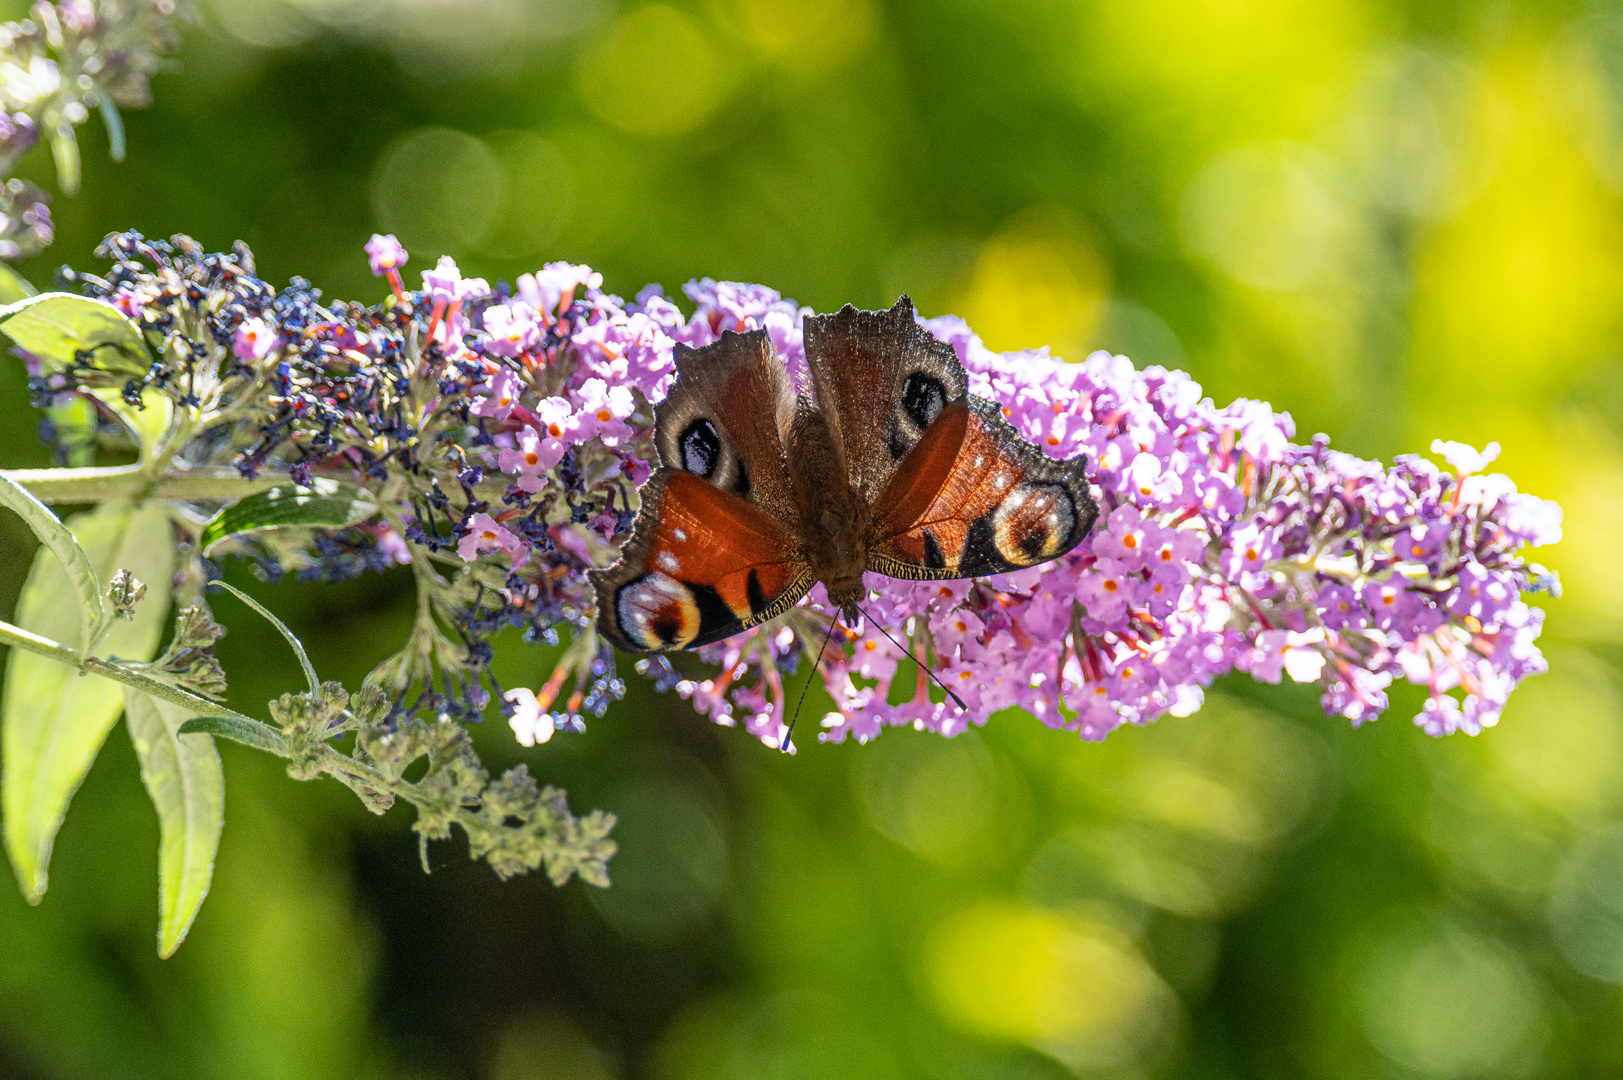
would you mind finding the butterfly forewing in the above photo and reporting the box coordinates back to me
[655,329,799,519]
[591,470,813,653]
[802,296,968,504]
[867,397,1098,579]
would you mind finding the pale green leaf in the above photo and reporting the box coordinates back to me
[0,292,149,376]
[123,688,222,958]
[87,386,174,460]
[199,479,380,554]
[176,715,290,756]
[0,470,106,660]
[50,123,80,196]
[45,395,97,467]
[0,263,37,304]
[2,502,176,902]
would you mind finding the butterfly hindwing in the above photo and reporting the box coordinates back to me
[591,470,814,654]
[801,296,969,504]
[867,396,1098,579]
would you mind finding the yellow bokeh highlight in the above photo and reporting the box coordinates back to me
[720,0,875,71]
[575,6,730,137]
[923,903,1169,1067]
[1411,39,1623,406]
[1546,423,1623,639]
[1074,0,1370,133]
[952,210,1109,362]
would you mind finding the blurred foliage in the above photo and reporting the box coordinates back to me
[0,0,1618,1078]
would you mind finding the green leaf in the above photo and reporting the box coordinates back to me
[198,479,380,554]
[209,580,319,695]
[176,715,289,756]
[50,123,80,196]
[2,502,176,902]
[0,292,150,375]
[0,263,37,304]
[45,394,97,467]
[0,470,106,661]
[90,88,126,162]
[87,386,174,460]
[123,688,222,958]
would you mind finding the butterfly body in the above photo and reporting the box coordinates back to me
[591,297,1099,654]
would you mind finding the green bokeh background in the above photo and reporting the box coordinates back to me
[1,1,1621,1077]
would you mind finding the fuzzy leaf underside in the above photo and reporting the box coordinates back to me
[87,386,174,460]
[0,470,107,659]
[1,502,176,902]
[176,715,289,756]
[124,688,222,957]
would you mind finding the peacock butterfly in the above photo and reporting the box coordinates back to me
[590,296,1099,654]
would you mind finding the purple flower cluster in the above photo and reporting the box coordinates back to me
[51,233,1560,751]
[642,312,1561,749]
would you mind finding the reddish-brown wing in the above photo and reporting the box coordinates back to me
[655,329,798,520]
[801,296,968,504]
[867,397,1098,579]
[591,470,813,654]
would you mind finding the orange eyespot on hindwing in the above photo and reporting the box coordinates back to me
[987,481,1077,565]
[614,572,703,650]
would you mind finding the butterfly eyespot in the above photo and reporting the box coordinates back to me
[615,572,702,650]
[988,481,1076,566]
[901,372,948,432]
[679,417,722,478]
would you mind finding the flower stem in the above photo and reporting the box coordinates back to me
[1,466,290,504]
[0,615,258,723]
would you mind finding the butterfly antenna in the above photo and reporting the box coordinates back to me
[855,604,967,712]
[782,612,842,754]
